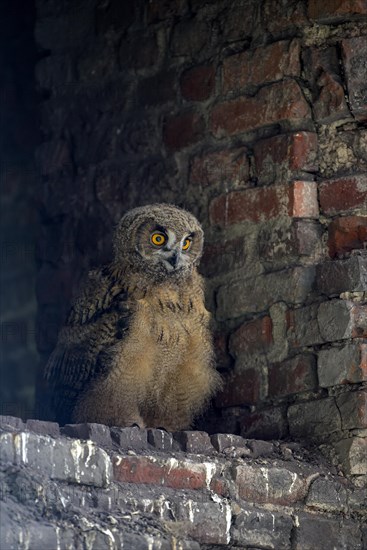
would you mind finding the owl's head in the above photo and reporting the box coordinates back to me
[113,204,204,279]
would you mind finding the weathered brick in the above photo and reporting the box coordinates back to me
[318,342,367,387]
[316,256,367,295]
[232,505,293,550]
[215,369,263,407]
[180,64,215,101]
[209,181,318,227]
[216,267,315,320]
[163,111,205,151]
[229,316,273,357]
[342,37,367,118]
[317,300,367,341]
[308,0,367,21]
[263,0,308,34]
[110,426,149,451]
[172,500,231,545]
[171,18,211,58]
[0,415,25,430]
[173,431,214,454]
[62,423,112,447]
[306,477,348,513]
[113,455,211,490]
[200,236,247,277]
[254,132,318,185]
[147,429,174,452]
[234,462,313,505]
[26,419,60,437]
[288,398,342,440]
[210,80,311,138]
[190,146,249,188]
[337,390,367,430]
[268,354,317,398]
[319,174,367,215]
[222,39,300,94]
[328,216,367,258]
[295,513,362,550]
[210,433,247,453]
[240,406,288,439]
[335,437,367,475]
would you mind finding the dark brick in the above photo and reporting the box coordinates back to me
[137,70,177,106]
[171,18,211,58]
[210,433,247,453]
[26,419,60,437]
[216,369,263,407]
[173,431,215,454]
[263,0,308,34]
[232,505,293,549]
[247,439,275,458]
[147,429,174,452]
[190,146,249,188]
[230,316,273,357]
[147,0,188,23]
[0,415,25,430]
[95,1,135,34]
[318,342,367,387]
[200,236,247,277]
[268,354,317,398]
[337,390,367,430]
[180,64,215,101]
[62,423,112,447]
[163,111,205,151]
[316,255,367,295]
[110,426,149,451]
[288,398,342,440]
[343,36,367,118]
[240,407,288,439]
[295,514,362,550]
[306,478,348,513]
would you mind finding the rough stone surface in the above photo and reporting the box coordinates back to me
[1,419,366,549]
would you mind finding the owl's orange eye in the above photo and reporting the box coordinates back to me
[182,238,192,251]
[151,232,167,246]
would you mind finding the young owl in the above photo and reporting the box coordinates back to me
[45,203,221,431]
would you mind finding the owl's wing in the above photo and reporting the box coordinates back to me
[44,266,132,422]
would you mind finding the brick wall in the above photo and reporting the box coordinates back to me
[34,0,367,483]
[1,416,366,549]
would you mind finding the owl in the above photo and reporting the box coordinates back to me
[45,203,222,431]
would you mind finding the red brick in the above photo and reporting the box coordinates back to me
[230,317,273,357]
[163,111,205,151]
[342,37,367,119]
[308,0,367,20]
[190,147,249,188]
[328,216,367,258]
[268,354,318,398]
[223,39,301,94]
[319,175,367,215]
[210,80,311,138]
[180,64,215,101]
[209,182,318,227]
[113,455,207,490]
[215,369,262,407]
[337,390,367,430]
[213,331,232,369]
[254,132,318,184]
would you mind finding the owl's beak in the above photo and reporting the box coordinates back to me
[166,250,181,269]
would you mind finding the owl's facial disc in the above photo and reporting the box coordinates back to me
[149,228,192,273]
